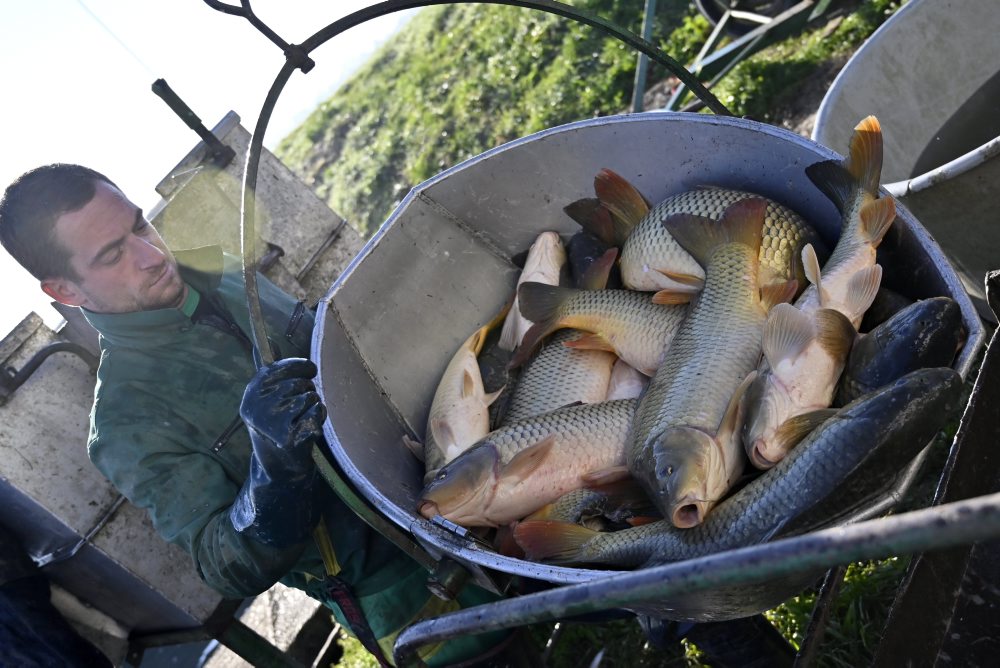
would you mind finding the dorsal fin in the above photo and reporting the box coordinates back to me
[594,168,650,245]
[661,198,766,269]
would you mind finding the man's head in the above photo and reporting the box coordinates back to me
[0,164,187,313]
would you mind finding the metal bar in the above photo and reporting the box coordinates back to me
[34,496,127,568]
[664,11,732,111]
[0,341,99,406]
[151,79,236,168]
[793,566,845,667]
[630,0,657,112]
[394,491,1000,666]
[217,618,307,668]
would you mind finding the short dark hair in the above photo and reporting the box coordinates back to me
[0,164,119,281]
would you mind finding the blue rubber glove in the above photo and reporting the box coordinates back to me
[230,358,327,547]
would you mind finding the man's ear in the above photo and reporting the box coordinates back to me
[41,278,86,307]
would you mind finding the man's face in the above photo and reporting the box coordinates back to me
[42,181,187,313]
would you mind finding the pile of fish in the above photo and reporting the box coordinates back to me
[408,116,966,569]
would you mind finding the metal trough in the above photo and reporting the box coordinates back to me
[313,112,984,621]
[812,0,1000,320]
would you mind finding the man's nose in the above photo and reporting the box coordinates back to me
[134,237,167,269]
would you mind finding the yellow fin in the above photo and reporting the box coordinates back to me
[563,333,616,353]
[513,519,598,564]
[581,465,631,486]
[594,168,650,243]
[845,265,883,320]
[500,435,556,484]
[859,197,895,248]
[763,303,814,368]
[651,289,696,306]
[814,308,856,364]
[760,279,798,311]
[773,409,838,453]
[847,115,884,195]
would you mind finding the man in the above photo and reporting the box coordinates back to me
[0,164,511,666]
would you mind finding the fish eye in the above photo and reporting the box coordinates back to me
[435,470,448,481]
[666,466,674,476]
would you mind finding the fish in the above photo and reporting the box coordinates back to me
[629,199,797,528]
[797,115,895,327]
[836,297,964,406]
[405,306,508,482]
[523,478,659,531]
[605,358,649,401]
[509,284,688,376]
[567,230,622,290]
[501,248,620,424]
[741,301,856,469]
[514,367,964,567]
[564,168,826,302]
[498,231,567,351]
[501,330,616,424]
[860,285,915,333]
[417,399,637,528]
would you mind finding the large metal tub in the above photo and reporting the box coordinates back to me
[313,112,984,621]
[812,0,1000,320]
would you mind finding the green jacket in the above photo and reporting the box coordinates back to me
[84,247,502,664]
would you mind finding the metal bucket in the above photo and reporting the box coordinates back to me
[812,0,1000,321]
[313,112,984,620]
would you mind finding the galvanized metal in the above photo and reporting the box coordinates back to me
[314,112,984,610]
[812,0,1000,320]
[394,490,1000,666]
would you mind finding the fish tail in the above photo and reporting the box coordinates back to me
[594,168,650,245]
[847,115,884,196]
[807,115,886,215]
[507,283,577,368]
[513,519,600,563]
[661,198,766,269]
[564,198,618,247]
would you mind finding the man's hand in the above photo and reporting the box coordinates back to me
[240,358,326,478]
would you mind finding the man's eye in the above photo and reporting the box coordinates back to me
[104,249,123,265]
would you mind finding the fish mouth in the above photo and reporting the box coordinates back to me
[671,497,707,528]
[750,439,778,470]
[417,500,439,519]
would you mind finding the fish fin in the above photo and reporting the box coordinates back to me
[563,333,616,353]
[581,465,631,486]
[762,303,815,368]
[500,435,557,484]
[594,168,650,244]
[662,199,767,269]
[402,435,424,462]
[483,386,505,406]
[508,283,577,368]
[650,289,695,305]
[760,279,798,311]
[801,243,829,306]
[625,516,661,527]
[513,520,598,563]
[814,308,856,365]
[846,115,884,195]
[859,197,895,248]
[578,248,619,291]
[489,290,519,350]
[498,303,521,351]
[806,160,854,215]
[716,370,758,450]
[461,369,477,399]
[772,409,838,453]
[651,288,697,305]
[845,264,883,319]
[429,419,457,453]
[493,524,524,559]
[564,198,617,247]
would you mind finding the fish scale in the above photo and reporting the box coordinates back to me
[502,330,615,424]
[620,188,822,292]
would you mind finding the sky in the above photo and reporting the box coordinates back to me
[0,0,416,336]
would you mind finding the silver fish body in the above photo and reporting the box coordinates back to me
[418,399,637,527]
[516,367,963,567]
